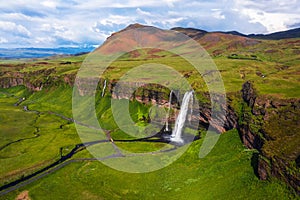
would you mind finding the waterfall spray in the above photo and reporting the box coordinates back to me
[101,80,107,97]
[189,94,193,124]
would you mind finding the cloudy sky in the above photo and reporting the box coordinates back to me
[0,0,299,48]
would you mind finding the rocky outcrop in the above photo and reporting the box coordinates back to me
[238,82,264,149]
[258,154,300,194]
[106,79,237,132]
[0,68,56,91]
[111,82,169,105]
[0,72,24,88]
[195,94,238,133]
[241,81,256,108]
[113,83,238,132]
[238,81,300,194]
[73,77,238,133]
[63,73,76,86]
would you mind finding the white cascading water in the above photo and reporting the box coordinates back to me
[165,90,173,131]
[171,91,193,143]
[189,94,193,124]
[101,80,107,97]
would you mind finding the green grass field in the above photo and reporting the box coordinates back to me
[0,87,80,187]
[0,85,298,199]
[2,129,296,199]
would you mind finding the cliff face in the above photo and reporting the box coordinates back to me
[73,76,238,132]
[239,81,300,194]
[0,72,24,88]
[111,81,169,105]
[0,68,57,91]
[107,80,238,133]
[239,81,264,149]
[0,68,238,133]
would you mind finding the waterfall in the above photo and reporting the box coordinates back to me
[189,94,193,124]
[171,91,193,143]
[165,90,173,131]
[101,80,107,97]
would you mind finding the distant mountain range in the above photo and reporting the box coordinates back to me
[171,27,300,40]
[0,46,96,60]
[97,23,300,57]
[1,24,299,59]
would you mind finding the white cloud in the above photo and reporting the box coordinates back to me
[136,8,152,16]
[0,21,31,37]
[0,37,8,44]
[233,0,300,32]
[99,15,136,27]
[70,0,178,9]
[163,0,181,7]
[34,36,55,45]
[242,9,299,32]
[1,13,35,21]
[212,9,225,20]
[41,1,57,8]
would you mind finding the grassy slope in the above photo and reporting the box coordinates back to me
[0,86,80,186]
[0,85,157,187]
[0,95,36,148]
[2,129,296,200]
[27,84,73,117]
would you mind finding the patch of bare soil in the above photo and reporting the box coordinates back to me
[15,190,31,200]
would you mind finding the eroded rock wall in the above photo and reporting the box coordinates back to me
[238,81,300,194]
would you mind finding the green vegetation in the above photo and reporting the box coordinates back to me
[0,95,36,148]
[0,33,299,199]
[1,37,299,98]
[2,129,296,199]
[27,84,73,117]
[0,84,298,199]
[263,103,300,159]
[0,86,80,187]
[228,53,260,61]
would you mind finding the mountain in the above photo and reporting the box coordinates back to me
[104,23,299,58]
[171,27,207,39]
[247,27,300,40]
[0,46,96,59]
[171,25,300,40]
